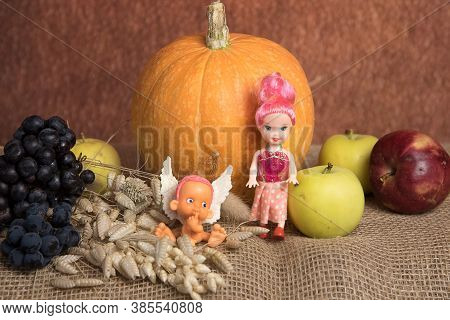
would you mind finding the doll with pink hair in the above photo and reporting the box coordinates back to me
[246,72,299,240]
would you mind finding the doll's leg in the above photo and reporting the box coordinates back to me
[189,231,207,245]
[154,222,176,242]
[258,185,272,239]
[250,185,264,221]
[259,186,271,225]
[272,185,287,240]
[277,220,285,228]
[208,224,227,247]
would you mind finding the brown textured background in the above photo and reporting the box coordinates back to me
[0,0,449,146]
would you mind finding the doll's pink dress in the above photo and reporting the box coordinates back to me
[250,149,289,225]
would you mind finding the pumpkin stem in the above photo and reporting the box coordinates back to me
[206,0,230,50]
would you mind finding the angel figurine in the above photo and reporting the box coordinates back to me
[246,72,299,241]
[154,157,233,247]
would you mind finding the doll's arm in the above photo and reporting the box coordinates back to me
[246,150,260,188]
[287,151,299,185]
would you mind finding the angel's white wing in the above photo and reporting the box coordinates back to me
[160,157,179,221]
[205,165,233,224]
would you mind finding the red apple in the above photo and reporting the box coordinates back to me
[369,130,450,214]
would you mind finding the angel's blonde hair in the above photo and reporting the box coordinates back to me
[175,175,214,199]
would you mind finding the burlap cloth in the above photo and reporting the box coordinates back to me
[0,145,448,300]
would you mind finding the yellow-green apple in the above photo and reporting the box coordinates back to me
[288,163,365,238]
[319,130,378,193]
[71,138,121,193]
[369,130,449,214]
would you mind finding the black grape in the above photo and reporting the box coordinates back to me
[24,215,44,233]
[23,251,44,268]
[23,175,36,184]
[20,232,42,253]
[47,174,61,191]
[40,235,61,257]
[62,129,76,148]
[27,188,47,203]
[45,116,67,134]
[60,196,77,206]
[35,147,55,165]
[51,205,70,227]
[25,203,48,218]
[1,240,14,256]
[38,128,59,148]
[59,152,76,169]
[36,165,53,184]
[38,201,49,213]
[4,140,25,163]
[22,135,42,156]
[39,221,53,236]
[70,160,83,174]
[0,196,8,210]
[22,115,45,134]
[16,157,39,178]
[58,202,72,212]
[46,192,58,208]
[61,170,78,190]
[10,182,29,202]
[0,209,12,225]
[8,248,25,268]
[13,127,26,140]
[0,165,19,184]
[55,138,71,155]
[0,181,8,196]
[12,201,29,217]
[42,256,52,266]
[70,184,84,197]
[6,225,26,246]
[54,228,70,248]
[10,218,25,227]
[67,228,80,248]
[0,156,7,169]
[80,170,95,184]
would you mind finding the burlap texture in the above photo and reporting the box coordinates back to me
[0,145,449,300]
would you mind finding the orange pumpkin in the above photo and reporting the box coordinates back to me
[131,1,314,203]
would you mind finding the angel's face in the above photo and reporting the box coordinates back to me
[172,181,213,221]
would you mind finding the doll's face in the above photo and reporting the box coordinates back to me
[170,181,213,221]
[259,113,293,146]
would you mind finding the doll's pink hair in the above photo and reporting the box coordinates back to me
[175,175,214,199]
[255,72,296,127]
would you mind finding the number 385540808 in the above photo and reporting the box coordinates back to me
[131,301,202,314]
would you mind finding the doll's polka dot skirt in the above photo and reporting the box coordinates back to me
[251,182,288,225]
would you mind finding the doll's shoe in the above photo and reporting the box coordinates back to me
[259,224,269,239]
[272,227,285,240]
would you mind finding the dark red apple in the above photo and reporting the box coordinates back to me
[369,130,449,214]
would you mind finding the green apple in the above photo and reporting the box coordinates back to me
[288,163,364,238]
[71,138,121,194]
[318,129,378,193]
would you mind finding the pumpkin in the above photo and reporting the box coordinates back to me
[131,0,314,203]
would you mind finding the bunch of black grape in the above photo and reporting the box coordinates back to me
[0,115,95,269]
[0,207,80,268]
